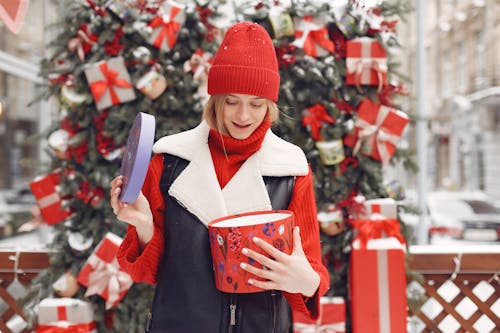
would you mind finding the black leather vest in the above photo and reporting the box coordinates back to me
[147,154,295,333]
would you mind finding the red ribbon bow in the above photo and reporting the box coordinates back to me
[352,218,405,249]
[295,16,335,58]
[68,24,97,61]
[149,6,182,50]
[89,62,132,106]
[302,104,335,141]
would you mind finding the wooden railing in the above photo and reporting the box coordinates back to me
[0,250,49,333]
[407,245,500,333]
[0,247,499,332]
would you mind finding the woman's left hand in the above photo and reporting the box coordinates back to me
[240,226,320,297]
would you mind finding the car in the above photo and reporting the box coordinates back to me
[426,191,500,244]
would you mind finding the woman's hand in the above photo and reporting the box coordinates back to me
[110,175,154,246]
[239,226,320,297]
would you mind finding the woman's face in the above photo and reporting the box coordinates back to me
[221,94,268,140]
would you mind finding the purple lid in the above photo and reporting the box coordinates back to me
[119,112,156,203]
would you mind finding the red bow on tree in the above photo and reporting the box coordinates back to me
[301,104,335,141]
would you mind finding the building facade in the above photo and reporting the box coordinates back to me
[399,0,500,199]
[0,1,56,190]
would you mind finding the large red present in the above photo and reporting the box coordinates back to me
[344,99,409,164]
[346,37,387,91]
[292,296,346,333]
[77,232,133,309]
[30,172,72,225]
[146,0,186,52]
[349,237,407,333]
[36,297,97,333]
[84,56,136,110]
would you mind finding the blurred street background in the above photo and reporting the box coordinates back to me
[0,0,499,246]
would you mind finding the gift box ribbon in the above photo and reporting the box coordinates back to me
[149,5,182,50]
[293,322,345,333]
[346,39,387,92]
[38,192,60,209]
[89,62,132,105]
[183,49,211,81]
[68,24,97,61]
[302,104,335,141]
[353,104,403,164]
[352,218,405,248]
[294,16,334,58]
[84,255,133,309]
[36,322,96,333]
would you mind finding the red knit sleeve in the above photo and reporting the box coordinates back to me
[117,154,165,285]
[283,166,330,320]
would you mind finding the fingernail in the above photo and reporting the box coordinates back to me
[253,237,260,243]
[248,279,254,284]
[240,262,247,269]
[242,248,248,255]
[115,188,120,193]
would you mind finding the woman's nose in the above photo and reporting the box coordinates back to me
[236,104,251,121]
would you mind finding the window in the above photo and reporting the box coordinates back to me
[475,30,485,76]
[442,49,452,96]
[457,41,466,91]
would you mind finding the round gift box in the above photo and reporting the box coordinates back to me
[208,210,294,293]
[119,112,155,203]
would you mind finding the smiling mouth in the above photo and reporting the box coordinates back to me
[233,122,252,129]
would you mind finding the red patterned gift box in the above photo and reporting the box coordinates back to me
[30,172,72,225]
[292,296,346,333]
[344,99,409,164]
[77,232,133,309]
[36,297,97,333]
[349,237,407,333]
[208,210,294,293]
[146,0,186,52]
[346,37,387,90]
[84,56,136,110]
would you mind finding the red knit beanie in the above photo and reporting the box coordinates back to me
[208,22,280,102]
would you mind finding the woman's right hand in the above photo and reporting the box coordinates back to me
[110,175,154,245]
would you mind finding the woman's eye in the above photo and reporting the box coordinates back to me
[226,100,238,105]
[251,103,264,108]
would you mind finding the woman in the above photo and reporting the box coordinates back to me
[110,22,329,333]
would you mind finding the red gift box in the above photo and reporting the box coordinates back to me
[84,56,136,110]
[346,37,387,90]
[344,99,409,164]
[349,237,407,333]
[30,172,72,225]
[77,232,133,309]
[292,297,346,333]
[36,297,97,333]
[147,1,186,52]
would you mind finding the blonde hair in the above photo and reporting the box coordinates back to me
[202,94,279,133]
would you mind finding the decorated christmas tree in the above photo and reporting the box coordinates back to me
[24,0,413,332]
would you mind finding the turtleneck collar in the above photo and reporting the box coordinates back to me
[208,118,271,188]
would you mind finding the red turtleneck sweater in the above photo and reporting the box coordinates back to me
[117,121,329,319]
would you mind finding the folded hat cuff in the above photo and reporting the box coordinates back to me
[208,65,280,102]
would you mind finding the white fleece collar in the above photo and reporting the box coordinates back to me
[152,121,308,226]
